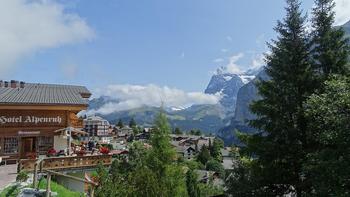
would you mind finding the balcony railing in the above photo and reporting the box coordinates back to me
[18,154,113,172]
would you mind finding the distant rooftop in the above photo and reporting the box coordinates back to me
[0,80,91,106]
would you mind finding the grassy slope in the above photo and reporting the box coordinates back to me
[0,179,83,197]
[38,178,83,197]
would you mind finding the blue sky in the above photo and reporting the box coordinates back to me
[1,0,322,94]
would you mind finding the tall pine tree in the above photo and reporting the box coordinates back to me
[311,0,349,85]
[236,0,314,195]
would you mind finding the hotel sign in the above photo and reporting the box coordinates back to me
[0,110,66,127]
[0,116,62,125]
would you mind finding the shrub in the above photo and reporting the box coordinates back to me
[16,170,29,182]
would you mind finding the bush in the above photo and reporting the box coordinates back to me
[206,159,225,178]
[16,170,29,182]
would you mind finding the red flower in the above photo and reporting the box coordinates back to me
[99,147,110,154]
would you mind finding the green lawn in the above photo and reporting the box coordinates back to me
[0,184,21,197]
[37,178,83,197]
[0,179,83,197]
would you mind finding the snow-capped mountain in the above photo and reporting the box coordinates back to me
[86,65,263,135]
[205,66,262,114]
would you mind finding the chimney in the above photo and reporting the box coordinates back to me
[20,81,25,88]
[4,81,9,88]
[10,80,18,88]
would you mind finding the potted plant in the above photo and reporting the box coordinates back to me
[76,149,86,156]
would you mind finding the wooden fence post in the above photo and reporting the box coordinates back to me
[33,163,38,189]
[46,173,51,197]
[90,186,95,197]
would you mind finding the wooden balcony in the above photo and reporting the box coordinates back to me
[69,112,84,128]
[18,154,113,172]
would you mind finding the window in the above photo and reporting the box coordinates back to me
[4,137,18,154]
[38,136,53,155]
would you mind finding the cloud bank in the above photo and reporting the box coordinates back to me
[215,52,265,75]
[334,0,350,26]
[0,0,94,74]
[89,84,222,115]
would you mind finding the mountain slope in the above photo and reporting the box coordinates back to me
[87,97,226,133]
[205,73,244,113]
[218,69,268,144]
[204,67,261,115]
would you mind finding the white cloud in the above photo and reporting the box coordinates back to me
[0,0,94,74]
[226,36,233,42]
[215,52,265,75]
[216,53,244,75]
[89,84,222,115]
[251,54,265,70]
[334,0,350,26]
[213,58,224,63]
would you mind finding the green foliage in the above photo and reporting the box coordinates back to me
[311,0,349,86]
[186,169,200,197]
[37,178,83,197]
[184,160,205,170]
[304,76,350,196]
[95,111,187,197]
[129,117,137,128]
[206,159,225,178]
[197,145,211,165]
[0,185,21,197]
[198,183,224,197]
[226,0,350,196]
[209,138,224,162]
[117,119,124,128]
[174,127,183,135]
[132,125,142,135]
[232,0,315,195]
[16,170,29,182]
[189,129,202,136]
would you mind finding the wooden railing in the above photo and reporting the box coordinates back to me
[18,154,113,172]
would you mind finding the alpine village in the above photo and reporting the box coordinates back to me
[1,0,350,196]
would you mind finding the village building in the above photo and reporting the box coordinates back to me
[0,80,91,163]
[82,115,113,143]
[170,134,216,160]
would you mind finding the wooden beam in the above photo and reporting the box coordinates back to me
[44,169,98,186]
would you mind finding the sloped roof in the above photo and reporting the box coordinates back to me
[0,83,91,106]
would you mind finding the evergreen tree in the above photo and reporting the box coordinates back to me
[147,111,187,196]
[117,119,124,128]
[311,0,349,86]
[233,0,314,195]
[197,145,211,165]
[174,127,183,135]
[129,117,137,128]
[194,130,202,136]
[209,138,224,162]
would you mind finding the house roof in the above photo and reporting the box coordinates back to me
[0,82,91,106]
